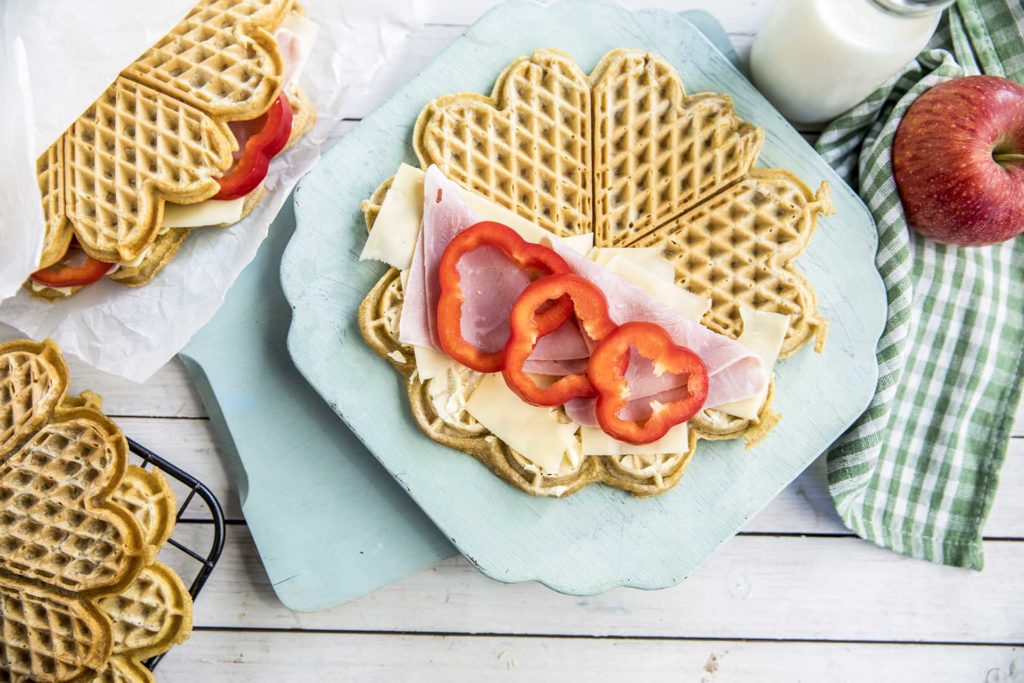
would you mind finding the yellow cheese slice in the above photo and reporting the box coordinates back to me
[714,306,790,420]
[162,196,246,229]
[413,345,456,381]
[361,164,592,269]
[591,247,675,282]
[604,255,711,323]
[359,163,425,269]
[465,373,579,474]
[581,422,689,456]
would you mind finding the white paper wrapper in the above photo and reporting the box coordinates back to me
[0,0,424,381]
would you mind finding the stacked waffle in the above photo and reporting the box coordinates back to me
[0,340,192,682]
[360,49,833,497]
[30,0,317,300]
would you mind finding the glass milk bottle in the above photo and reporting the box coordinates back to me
[750,0,954,127]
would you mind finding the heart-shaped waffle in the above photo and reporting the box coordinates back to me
[591,50,764,246]
[414,49,593,238]
[63,77,234,264]
[123,0,290,122]
[360,48,833,497]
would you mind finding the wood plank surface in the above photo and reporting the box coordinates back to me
[159,632,1023,683]
[163,524,1024,644]
[3,1,1022,679]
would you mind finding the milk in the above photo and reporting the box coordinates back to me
[750,0,946,127]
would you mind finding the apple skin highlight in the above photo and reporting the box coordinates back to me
[893,75,1024,247]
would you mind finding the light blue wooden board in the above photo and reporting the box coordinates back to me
[179,199,453,612]
[174,6,803,611]
[284,0,886,595]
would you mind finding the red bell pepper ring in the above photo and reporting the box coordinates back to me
[213,93,294,200]
[588,321,709,445]
[437,221,573,373]
[503,273,618,407]
[30,242,113,288]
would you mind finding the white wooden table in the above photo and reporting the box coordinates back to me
[29,1,1024,680]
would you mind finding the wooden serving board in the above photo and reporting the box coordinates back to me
[179,7,775,611]
[283,0,886,595]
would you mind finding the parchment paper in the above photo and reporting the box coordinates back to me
[0,0,424,381]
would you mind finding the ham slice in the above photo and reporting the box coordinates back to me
[398,166,767,423]
[399,167,589,363]
[549,241,768,421]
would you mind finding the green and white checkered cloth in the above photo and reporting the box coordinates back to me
[815,0,1024,570]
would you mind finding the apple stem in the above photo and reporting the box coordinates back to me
[993,152,1024,165]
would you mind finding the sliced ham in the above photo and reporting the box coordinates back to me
[398,166,767,425]
[548,241,767,416]
[398,167,589,360]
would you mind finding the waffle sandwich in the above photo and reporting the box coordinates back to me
[0,339,193,682]
[28,0,318,300]
[357,49,833,498]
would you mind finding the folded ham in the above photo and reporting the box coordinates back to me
[399,167,589,371]
[398,166,769,417]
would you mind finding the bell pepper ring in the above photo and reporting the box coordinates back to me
[213,93,294,200]
[503,273,618,407]
[30,242,114,288]
[437,221,573,373]
[588,321,709,445]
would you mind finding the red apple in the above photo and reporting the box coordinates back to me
[893,75,1024,246]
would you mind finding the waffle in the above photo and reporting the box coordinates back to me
[63,77,234,264]
[110,467,177,553]
[37,139,74,270]
[591,50,764,246]
[0,339,159,683]
[106,230,193,288]
[95,465,191,683]
[0,339,68,460]
[95,562,191,681]
[360,48,833,496]
[123,0,292,122]
[633,169,832,358]
[0,574,112,683]
[285,85,317,149]
[414,49,593,238]
[0,406,147,596]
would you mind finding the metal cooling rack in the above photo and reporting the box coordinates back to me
[127,438,226,671]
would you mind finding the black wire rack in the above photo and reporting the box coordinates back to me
[126,438,226,671]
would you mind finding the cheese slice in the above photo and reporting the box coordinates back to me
[464,373,578,474]
[581,422,689,457]
[361,164,592,268]
[413,345,456,381]
[591,247,675,283]
[604,255,711,323]
[562,232,595,255]
[163,196,246,229]
[713,307,789,420]
[359,163,425,269]
[278,11,319,85]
